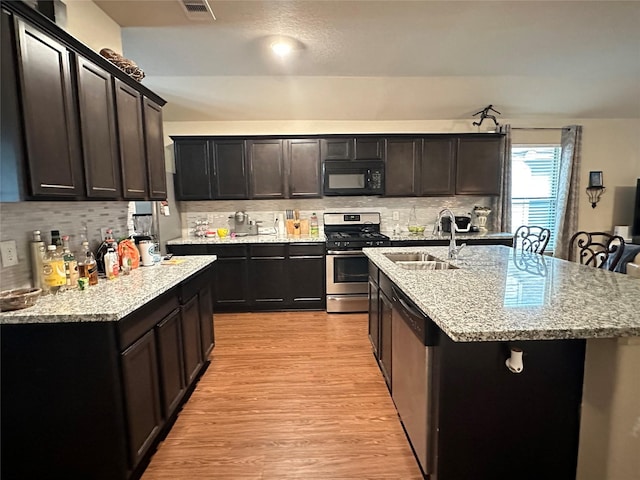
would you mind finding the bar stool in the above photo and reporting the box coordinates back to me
[568,231,625,271]
[513,225,551,254]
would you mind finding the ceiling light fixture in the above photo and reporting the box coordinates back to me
[270,41,294,58]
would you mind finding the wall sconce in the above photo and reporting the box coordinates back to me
[586,171,605,208]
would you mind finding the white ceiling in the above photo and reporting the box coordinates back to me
[95,0,640,122]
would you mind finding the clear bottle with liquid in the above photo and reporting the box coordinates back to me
[62,235,79,289]
[310,212,319,237]
[42,245,66,294]
[104,243,120,280]
[77,241,99,286]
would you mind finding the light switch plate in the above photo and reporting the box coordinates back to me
[0,240,19,267]
[392,211,399,221]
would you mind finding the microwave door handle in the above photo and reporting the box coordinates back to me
[365,169,372,188]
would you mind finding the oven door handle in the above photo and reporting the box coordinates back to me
[327,250,366,256]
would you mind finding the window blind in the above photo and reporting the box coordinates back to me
[511,146,561,252]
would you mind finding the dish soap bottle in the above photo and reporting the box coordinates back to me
[310,213,319,237]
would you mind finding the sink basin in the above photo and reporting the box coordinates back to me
[396,261,458,270]
[384,253,440,262]
[383,252,458,270]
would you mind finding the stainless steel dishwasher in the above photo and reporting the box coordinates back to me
[391,285,438,477]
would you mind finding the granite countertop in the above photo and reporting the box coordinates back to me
[167,235,325,245]
[0,256,216,325]
[364,245,640,342]
[386,231,513,242]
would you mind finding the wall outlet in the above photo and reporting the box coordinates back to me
[0,240,19,267]
[392,211,399,221]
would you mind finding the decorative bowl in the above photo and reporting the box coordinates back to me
[0,288,42,312]
[217,228,229,238]
[408,225,426,234]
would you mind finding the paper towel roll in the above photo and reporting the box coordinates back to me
[613,225,630,240]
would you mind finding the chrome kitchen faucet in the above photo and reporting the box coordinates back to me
[434,209,466,260]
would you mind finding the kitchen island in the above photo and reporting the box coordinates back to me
[0,256,216,480]
[364,245,639,479]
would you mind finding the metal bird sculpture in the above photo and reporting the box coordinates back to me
[472,105,501,127]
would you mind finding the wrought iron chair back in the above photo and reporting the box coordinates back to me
[513,225,551,254]
[568,231,625,271]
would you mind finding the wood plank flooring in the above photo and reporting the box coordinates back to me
[141,311,423,480]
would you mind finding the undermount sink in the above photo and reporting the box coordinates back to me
[383,252,458,270]
[384,253,440,262]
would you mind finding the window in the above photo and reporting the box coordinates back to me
[511,146,561,252]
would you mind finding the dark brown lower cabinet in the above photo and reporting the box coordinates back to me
[0,265,214,480]
[368,278,380,355]
[378,287,393,390]
[181,295,204,385]
[168,242,325,312]
[121,329,163,466]
[199,285,215,357]
[156,308,186,418]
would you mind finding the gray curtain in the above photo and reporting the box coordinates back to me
[495,124,512,232]
[553,125,583,260]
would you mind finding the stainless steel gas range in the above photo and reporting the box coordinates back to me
[324,212,390,313]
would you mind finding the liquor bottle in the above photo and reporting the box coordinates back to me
[42,245,66,294]
[61,235,79,289]
[50,230,63,253]
[30,230,46,290]
[77,241,99,286]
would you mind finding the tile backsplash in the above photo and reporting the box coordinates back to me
[0,201,131,290]
[181,196,498,237]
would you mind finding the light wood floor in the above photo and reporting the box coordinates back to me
[141,311,423,480]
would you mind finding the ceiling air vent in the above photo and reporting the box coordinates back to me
[178,0,216,21]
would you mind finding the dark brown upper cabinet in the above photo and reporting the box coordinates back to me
[212,139,249,199]
[321,138,353,161]
[385,138,421,196]
[456,135,504,195]
[285,139,322,198]
[173,139,213,200]
[247,139,285,199]
[354,137,384,160]
[143,97,167,200]
[420,137,456,195]
[14,18,84,198]
[76,55,121,199]
[114,78,148,199]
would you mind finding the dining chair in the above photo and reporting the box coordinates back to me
[568,231,626,271]
[513,225,551,254]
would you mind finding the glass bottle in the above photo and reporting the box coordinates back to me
[50,230,63,253]
[42,245,66,294]
[310,213,319,237]
[62,235,79,289]
[78,241,99,286]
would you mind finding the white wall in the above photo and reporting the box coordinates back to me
[64,0,122,53]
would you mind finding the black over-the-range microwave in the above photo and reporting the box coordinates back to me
[323,160,385,196]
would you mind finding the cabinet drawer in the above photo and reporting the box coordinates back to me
[250,244,287,258]
[179,267,212,304]
[207,244,248,258]
[379,271,393,300]
[167,244,208,255]
[118,292,179,350]
[368,261,379,285]
[289,243,325,257]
